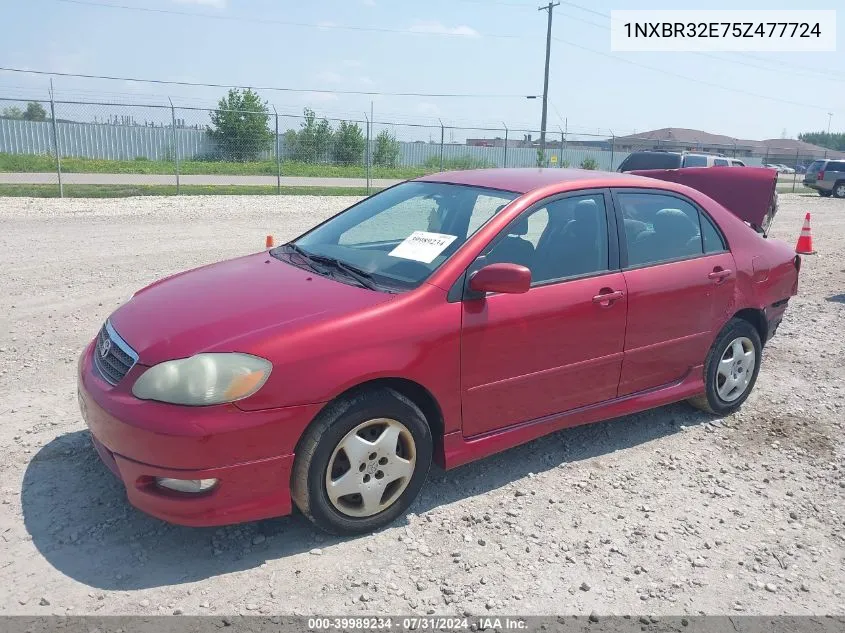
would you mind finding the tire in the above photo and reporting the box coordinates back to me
[688,318,762,415]
[832,181,845,199]
[291,387,433,535]
[819,190,831,197]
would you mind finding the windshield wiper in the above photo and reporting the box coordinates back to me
[306,253,381,291]
[283,244,381,291]
[280,243,323,274]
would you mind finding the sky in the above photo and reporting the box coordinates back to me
[0,0,842,141]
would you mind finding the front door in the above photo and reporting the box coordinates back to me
[460,191,628,437]
[613,189,737,396]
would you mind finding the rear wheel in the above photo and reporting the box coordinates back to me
[832,181,845,199]
[688,318,762,415]
[291,388,432,535]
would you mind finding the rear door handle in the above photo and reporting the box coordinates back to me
[708,268,732,282]
[592,289,624,306]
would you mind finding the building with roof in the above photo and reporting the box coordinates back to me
[611,127,844,163]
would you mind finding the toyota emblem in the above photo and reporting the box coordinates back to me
[99,337,112,359]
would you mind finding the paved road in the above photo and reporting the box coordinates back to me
[0,172,403,188]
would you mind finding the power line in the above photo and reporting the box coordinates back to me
[551,37,835,112]
[0,67,539,99]
[51,0,523,39]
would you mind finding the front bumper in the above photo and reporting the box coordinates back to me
[78,341,324,526]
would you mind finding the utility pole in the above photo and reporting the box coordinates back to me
[827,112,833,136]
[538,1,559,159]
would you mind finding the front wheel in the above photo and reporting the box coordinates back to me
[291,388,433,535]
[688,318,762,415]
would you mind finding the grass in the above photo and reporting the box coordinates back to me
[0,153,428,179]
[0,184,375,198]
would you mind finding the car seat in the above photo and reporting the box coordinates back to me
[633,208,700,264]
[487,216,535,271]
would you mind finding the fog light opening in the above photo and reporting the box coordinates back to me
[155,477,218,494]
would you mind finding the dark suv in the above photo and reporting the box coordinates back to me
[803,159,845,198]
[617,151,739,172]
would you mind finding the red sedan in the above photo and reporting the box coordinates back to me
[77,168,799,534]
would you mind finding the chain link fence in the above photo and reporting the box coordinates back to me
[1,95,842,197]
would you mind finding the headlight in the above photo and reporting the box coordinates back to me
[132,353,272,406]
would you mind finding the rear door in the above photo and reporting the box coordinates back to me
[612,189,736,396]
[823,160,845,191]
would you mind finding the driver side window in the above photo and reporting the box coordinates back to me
[484,193,609,285]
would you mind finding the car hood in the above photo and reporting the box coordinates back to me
[631,166,778,235]
[110,252,394,365]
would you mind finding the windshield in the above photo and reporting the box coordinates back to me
[278,181,519,291]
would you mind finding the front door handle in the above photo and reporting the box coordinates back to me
[592,289,624,306]
[708,268,732,283]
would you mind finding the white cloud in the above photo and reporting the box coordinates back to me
[173,0,226,7]
[356,76,374,86]
[408,21,480,37]
[342,59,363,68]
[316,71,343,84]
[305,92,339,103]
[415,102,441,118]
[362,0,376,6]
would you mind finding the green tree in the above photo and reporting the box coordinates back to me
[287,107,333,163]
[1,106,23,120]
[208,88,273,161]
[373,129,401,168]
[580,156,599,170]
[332,120,365,165]
[23,102,47,122]
[536,148,546,167]
[798,131,845,152]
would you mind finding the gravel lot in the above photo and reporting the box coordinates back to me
[0,192,842,617]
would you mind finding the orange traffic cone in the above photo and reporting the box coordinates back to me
[794,213,816,255]
[265,235,274,248]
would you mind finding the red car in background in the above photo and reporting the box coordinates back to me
[77,168,799,535]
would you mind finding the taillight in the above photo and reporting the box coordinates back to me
[818,170,825,180]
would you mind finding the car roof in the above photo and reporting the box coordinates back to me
[415,168,651,195]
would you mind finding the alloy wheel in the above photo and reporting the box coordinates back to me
[716,336,756,402]
[324,418,417,518]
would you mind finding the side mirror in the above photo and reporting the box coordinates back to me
[468,263,531,295]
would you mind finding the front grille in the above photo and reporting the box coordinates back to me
[92,322,138,386]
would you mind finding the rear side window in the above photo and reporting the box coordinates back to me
[618,152,682,171]
[682,155,708,167]
[827,161,845,171]
[617,192,719,266]
[700,212,726,253]
[806,160,825,175]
